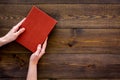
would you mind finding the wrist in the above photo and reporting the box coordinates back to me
[29,62,37,67]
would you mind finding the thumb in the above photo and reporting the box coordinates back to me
[34,44,41,55]
[15,28,25,36]
[13,18,26,32]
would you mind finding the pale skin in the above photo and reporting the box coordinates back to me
[0,18,26,47]
[27,39,47,80]
[0,18,47,80]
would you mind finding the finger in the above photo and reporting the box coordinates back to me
[40,38,48,55]
[15,28,25,36]
[34,44,42,55]
[13,18,26,32]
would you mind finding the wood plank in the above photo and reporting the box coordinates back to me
[0,78,48,80]
[0,79,119,80]
[0,78,120,80]
[0,78,24,80]
[0,4,120,29]
[0,29,120,54]
[57,79,120,80]
[0,0,120,4]
[0,53,120,78]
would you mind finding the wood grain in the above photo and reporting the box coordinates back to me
[0,53,120,78]
[0,4,120,29]
[1,79,118,80]
[0,1,120,79]
[0,29,120,54]
[0,78,48,80]
[58,79,120,80]
[0,0,120,4]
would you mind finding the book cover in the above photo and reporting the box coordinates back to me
[16,6,57,52]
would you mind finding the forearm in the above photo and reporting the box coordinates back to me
[26,39,47,80]
[0,37,7,47]
[26,63,37,80]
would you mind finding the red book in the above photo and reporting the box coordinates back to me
[16,6,57,52]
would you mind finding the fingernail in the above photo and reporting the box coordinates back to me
[38,44,41,47]
[22,28,25,30]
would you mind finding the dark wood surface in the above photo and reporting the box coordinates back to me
[0,4,120,29]
[0,29,120,54]
[0,53,120,78]
[0,1,120,80]
[0,0,120,4]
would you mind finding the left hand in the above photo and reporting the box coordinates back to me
[30,38,48,65]
[1,18,26,45]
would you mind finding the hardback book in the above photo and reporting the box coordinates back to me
[16,6,57,52]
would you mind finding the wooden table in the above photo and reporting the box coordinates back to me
[0,0,120,80]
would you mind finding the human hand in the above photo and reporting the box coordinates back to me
[1,18,26,46]
[27,39,48,80]
[29,38,48,65]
